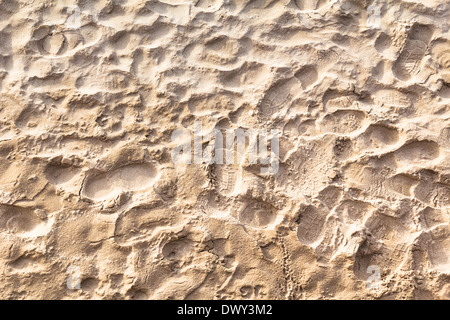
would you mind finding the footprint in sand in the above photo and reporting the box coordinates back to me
[82,163,157,201]
[393,24,433,81]
[414,180,450,208]
[374,89,412,108]
[419,207,447,229]
[353,242,409,281]
[354,213,411,282]
[321,110,368,135]
[354,124,400,152]
[317,185,343,209]
[393,140,440,166]
[375,32,392,53]
[114,206,169,246]
[418,208,449,271]
[297,119,319,137]
[385,173,419,197]
[162,238,194,262]
[296,205,327,246]
[31,24,102,57]
[294,65,319,90]
[239,200,277,229]
[293,0,331,11]
[213,154,244,197]
[393,40,428,81]
[431,40,450,70]
[439,83,450,99]
[45,163,81,185]
[427,226,450,271]
[76,70,135,94]
[9,255,45,274]
[215,165,238,195]
[0,205,50,238]
[260,80,294,118]
[334,200,376,223]
[365,213,409,246]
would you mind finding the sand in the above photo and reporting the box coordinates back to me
[0,0,449,299]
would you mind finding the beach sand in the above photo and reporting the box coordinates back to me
[0,0,449,299]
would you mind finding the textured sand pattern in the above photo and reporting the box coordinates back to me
[0,0,449,299]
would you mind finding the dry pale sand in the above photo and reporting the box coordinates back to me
[0,0,449,300]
